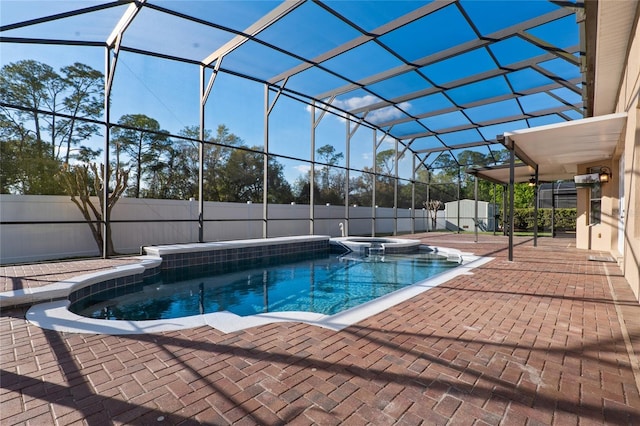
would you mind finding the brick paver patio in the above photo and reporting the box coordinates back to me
[1,233,639,425]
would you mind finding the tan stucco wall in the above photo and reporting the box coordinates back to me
[575,160,615,252]
[615,17,640,300]
[577,10,639,300]
[621,108,639,300]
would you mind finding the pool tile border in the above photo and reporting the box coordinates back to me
[144,235,330,270]
[66,236,330,309]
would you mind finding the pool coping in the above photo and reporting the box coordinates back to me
[0,257,162,309]
[20,239,492,335]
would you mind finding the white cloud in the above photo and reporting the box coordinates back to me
[368,102,411,124]
[305,96,410,126]
[294,164,311,174]
[332,94,380,111]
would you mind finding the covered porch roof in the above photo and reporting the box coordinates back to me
[470,112,627,184]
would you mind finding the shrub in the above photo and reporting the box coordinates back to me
[500,208,576,231]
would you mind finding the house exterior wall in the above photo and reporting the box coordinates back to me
[620,107,639,300]
[575,160,615,252]
[578,14,640,300]
[576,7,640,301]
[616,17,639,301]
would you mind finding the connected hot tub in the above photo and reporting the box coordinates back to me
[330,236,422,257]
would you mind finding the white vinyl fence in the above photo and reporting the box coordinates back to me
[0,195,446,264]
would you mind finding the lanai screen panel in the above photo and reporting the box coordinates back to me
[1,0,584,170]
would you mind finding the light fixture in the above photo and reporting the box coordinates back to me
[528,176,536,187]
[599,166,611,183]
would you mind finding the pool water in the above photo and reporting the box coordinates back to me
[69,252,459,321]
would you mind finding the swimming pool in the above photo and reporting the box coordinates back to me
[25,236,492,334]
[68,251,459,321]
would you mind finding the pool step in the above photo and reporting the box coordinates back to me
[367,243,385,257]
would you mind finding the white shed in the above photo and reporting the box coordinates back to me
[445,199,497,232]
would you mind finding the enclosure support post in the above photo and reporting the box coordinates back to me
[263,84,270,238]
[393,138,399,236]
[508,136,515,261]
[345,120,351,237]
[198,67,207,242]
[457,167,461,234]
[310,102,316,235]
[533,165,539,247]
[474,174,478,243]
[411,155,416,234]
[493,183,497,235]
[102,47,111,259]
[371,130,377,237]
[551,181,556,238]
[502,185,507,236]
[426,171,430,232]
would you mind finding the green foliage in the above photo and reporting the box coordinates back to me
[0,60,104,194]
[0,59,559,214]
[293,143,350,205]
[514,184,535,208]
[508,208,576,231]
[111,114,170,198]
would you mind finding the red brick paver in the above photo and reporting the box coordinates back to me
[1,233,639,425]
[0,258,139,294]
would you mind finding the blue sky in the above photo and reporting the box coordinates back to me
[1,0,582,181]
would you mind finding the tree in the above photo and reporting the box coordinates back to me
[316,144,343,190]
[143,138,197,200]
[56,163,128,256]
[423,200,442,230]
[149,124,293,203]
[111,114,170,198]
[514,183,535,208]
[58,63,104,164]
[0,60,58,148]
[205,125,245,200]
[0,60,104,194]
[265,155,294,204]
[370,149,396,207]
[218,149,293,203]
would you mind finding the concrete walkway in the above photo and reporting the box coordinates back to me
[2,233,639,425]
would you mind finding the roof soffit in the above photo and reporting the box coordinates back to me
[593,0,639,115]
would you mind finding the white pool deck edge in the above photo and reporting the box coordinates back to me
[0,257,163,309]
[19,239,492,335]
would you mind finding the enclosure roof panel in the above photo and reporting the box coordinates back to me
[0,0,586,164]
